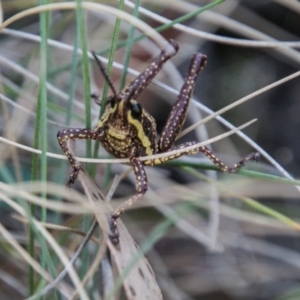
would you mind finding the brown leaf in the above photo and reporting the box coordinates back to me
[78,168,162,300]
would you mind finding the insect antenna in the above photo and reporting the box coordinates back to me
[91,51,120,100]
[125,82,139,104]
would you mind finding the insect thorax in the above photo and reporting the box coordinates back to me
[95,100,157,158]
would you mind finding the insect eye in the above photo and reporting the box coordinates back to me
[130,101,142,119]
[110,98,116,108]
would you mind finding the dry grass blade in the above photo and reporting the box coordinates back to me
[2,1,300,299]
[0,118,257,164]
[0,0,2,25]
[12,214,100,243]
[0,2,168,49]
[0,223,72,298]
[0,190,88,299]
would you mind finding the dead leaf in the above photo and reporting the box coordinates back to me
[77,168,162,300]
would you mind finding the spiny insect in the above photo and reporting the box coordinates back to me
[57,40,259,244]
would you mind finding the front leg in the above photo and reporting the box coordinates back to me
[123,39,179,100]
[159,52,207,152]
[57,128,99,187]
[110,156,148,244]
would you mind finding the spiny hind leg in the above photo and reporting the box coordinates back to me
[197,145,260,173]
[144,142,260,172]
[159,53,207,152]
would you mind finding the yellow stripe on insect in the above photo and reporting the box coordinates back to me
[127,111,153,156]
[95,103,117,129]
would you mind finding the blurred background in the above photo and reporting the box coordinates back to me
[1,1,300,299]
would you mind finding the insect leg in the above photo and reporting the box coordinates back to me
[110,156,148,244]
[123,39,179,100]
[57,128,99,187]
[144,142,260,172]
[159,53,207,152]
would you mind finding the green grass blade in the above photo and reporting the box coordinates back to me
[100,0,225,54]
[75,0,93,281]
[100,0,125,114]
[76,0,92,159]
[119,0,140,90]
[28,0,50,295]
[91,0,125,182]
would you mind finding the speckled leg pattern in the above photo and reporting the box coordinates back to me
[155,49,259,175]
[159,52,207,152]
[57,128,99,187]
[124,39,179,100]
[110,156,148,244]
[145,142,260,172]
[58,39,260,245]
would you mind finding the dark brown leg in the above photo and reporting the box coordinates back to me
[109,156,148,244]
[159,53,207,152]
[144,141,260,173]
[57,128,99,187]
[122,40,179,100]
